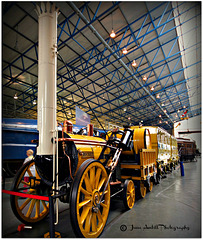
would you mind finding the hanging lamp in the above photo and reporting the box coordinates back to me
[132,60,137,67]
[110,13,116,38]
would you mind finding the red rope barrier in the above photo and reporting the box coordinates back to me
[2,189,49,201]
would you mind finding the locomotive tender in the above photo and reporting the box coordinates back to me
[9,3,179,238]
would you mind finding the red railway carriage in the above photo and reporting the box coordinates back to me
[177,138,197,161]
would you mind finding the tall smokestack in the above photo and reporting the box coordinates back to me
[35,3,59,155]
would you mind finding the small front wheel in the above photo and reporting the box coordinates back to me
[70,159,110,238]
[123,180,135,210]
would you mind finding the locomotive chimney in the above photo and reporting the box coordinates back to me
[35,3,59,155]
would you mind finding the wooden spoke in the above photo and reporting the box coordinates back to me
[96,209,103,224]
[84,174,92,192]
[41,200,48,211]
[26,199,36,218]
[100,202,107,209]
[84,211,92,233]
[80,187,91,197]
[95,168,102,189]
[89,167,95,189]
[26,169,33,177]
[21,180,30,186]
[98,177,106,191]
[79,199,91,209]
[80,207,90,225]
[35,200,40,218]
[19,198,32,211]
[92,212,97,232]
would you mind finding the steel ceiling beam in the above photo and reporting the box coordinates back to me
[58,3,198,102]
[2,2,200,127]
[68,1,175,124]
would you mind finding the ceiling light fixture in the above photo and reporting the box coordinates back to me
[123,48,128,54]
[33,100,37,105]
[110,12,116,38]
[159,114,162,118]
[132,60,137,67]
[165,121,168,124]
[159,120,162,123]
[14,93,18,100]
[143,76,147,81]
[164,109,167,113]
[150,86,154,91]
[110,29,116,38]
[161,103,165,106]
[156,94,160,99]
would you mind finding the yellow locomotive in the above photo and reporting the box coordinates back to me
[10,122,179,238]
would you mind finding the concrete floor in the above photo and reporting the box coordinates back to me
[2,158,201,238]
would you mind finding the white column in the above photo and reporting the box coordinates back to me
[35,3,59,155]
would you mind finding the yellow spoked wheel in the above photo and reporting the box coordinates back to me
[70,159,110,238]
[123,180,135,210]
[10,160,50,224]
[140,181,146,198]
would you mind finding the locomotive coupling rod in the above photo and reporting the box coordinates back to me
[98,148,122,205]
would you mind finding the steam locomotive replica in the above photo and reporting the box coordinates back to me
[10,121,179,238]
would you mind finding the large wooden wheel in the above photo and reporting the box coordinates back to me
[123,180,135,210]
[70,159,110,238]
[10,160,50,224]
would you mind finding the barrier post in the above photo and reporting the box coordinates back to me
[180,161,185,176]
[49,196,55,238]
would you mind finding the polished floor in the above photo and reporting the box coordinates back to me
[2,158,201,238]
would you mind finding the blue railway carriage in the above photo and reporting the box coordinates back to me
[2,118,38,176]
